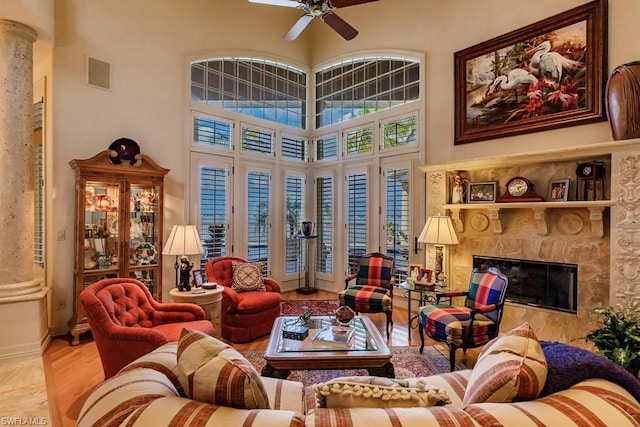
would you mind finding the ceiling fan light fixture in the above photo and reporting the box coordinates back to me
[248,0,378,41]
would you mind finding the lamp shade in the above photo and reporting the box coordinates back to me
[162,225,204,256]
[417,216,459,245]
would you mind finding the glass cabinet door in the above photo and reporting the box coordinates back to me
[84,181,120,274]
[129,184,160,298]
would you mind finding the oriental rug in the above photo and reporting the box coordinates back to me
[242,345,455,387]
[280,299,340,316]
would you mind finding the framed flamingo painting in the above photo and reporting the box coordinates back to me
[454,0,607,145]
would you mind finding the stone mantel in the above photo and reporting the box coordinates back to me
[420,139,640,173]
[422,138,640,345]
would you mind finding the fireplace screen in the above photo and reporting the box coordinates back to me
[473,256,578,313]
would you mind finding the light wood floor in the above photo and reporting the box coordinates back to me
[42,290,479,427]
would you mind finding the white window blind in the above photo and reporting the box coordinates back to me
[33,99,44,268]
[346,171,367,274]
[199,165,228,264]
[344,125,373,156]
[281,134,307,162]
[382,114,417,149]
[285,175,304,274]
[193,113,232,149]
[385,167,410,281]
[316,176,333,275]
[316,134,338,161]
[247,171,270,273]
[242,125,274,156]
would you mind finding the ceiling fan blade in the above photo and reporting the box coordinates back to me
[248,0,300,8]
[322,12,358,40]
[283,14,315,41]
[329,0,379,9]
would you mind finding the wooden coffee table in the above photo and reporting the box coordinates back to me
[262,315,394,379]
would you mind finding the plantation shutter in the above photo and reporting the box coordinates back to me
[315,176,333,275]
[281,135,307,161]
[385,167,410,280]
[247,171,270,274]
[285,175,304,274]
[33,99,45,268]
[242,125,273,155]
[346,171,367,274]
[199,166,228,264]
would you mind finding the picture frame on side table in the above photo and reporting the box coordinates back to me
[417,268,434,285]
[549,178,570,201]
[468,181,497,203]
[408,263,423,281]
[453,0,607,145]
[192,269,205,288]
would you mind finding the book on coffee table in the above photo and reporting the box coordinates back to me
[313,325,354,347]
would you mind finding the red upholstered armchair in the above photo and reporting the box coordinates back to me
[204,256,282,343]
[79,277,214,379]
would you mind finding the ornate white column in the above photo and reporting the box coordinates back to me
[0,19,47,358]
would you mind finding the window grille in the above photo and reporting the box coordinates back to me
[191,57,307,129]
[316,176,333,275]
[315,57,420,128]
[199,166,228,264]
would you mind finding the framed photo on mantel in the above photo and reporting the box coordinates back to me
[454,0,607,145]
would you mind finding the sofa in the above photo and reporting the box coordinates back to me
[77,324,640,427]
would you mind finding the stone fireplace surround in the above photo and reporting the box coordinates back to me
[422,139,640,347]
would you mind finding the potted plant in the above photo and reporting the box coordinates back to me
[585,304,640,374]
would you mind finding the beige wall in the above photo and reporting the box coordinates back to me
[42,0,640,335]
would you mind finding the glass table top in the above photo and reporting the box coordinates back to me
[275,316,379,353]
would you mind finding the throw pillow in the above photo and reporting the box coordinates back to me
[314,376,451,409]
[176,328,270,409]
[231,261,265,292]
[463,322,547,405]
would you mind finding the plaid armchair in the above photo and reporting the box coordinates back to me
[338,252,395,338]
[418,267,509,371]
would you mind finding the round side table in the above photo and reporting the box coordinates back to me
[169,287,223,339]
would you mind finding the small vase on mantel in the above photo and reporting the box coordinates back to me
[606,61,640,141]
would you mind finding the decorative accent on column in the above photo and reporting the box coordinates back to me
[0,20,41,297]
[532,208,548,235]
[487,208,503,234]
[427,171,446,216]
[587,207,605,238]
[449,208,465,232]
[614,154,640,307]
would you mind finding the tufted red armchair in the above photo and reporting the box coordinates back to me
[79,277,214,379]
[204,256,282,343]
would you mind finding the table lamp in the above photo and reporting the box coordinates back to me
[417,215,459,287]
[162,224,204,291]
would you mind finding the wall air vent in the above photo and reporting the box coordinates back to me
[86,56,111,91]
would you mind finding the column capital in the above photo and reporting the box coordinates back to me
[0,19,37,43]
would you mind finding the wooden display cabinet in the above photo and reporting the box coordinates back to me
[68,150,169,345]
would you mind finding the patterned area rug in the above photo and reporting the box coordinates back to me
[242,346,453,386]
[281,299,340,316]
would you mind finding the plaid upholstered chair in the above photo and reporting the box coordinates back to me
[418,267,509,371]
[338,252,395,338]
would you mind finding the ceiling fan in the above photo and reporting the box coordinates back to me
[249,0,379,41]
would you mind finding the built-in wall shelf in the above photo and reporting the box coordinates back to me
[444,200,613,236]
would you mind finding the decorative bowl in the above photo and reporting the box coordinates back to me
[335,305,355,326]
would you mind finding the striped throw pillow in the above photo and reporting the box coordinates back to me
[177,328,270,409]
[231,261,265,292]
[463,322,547,405]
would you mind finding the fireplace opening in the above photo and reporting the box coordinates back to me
[473,255,578,313]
